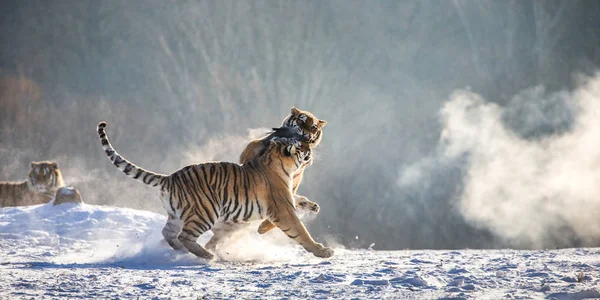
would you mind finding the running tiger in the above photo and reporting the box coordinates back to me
[244,107,326,235]
[205,107,327,251]
[204,126,320,252]
[0,161,65,207]
[97,121,333,259]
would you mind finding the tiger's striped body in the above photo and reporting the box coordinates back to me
[0,161,65,207]
[97,122,333,260]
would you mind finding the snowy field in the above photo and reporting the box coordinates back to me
[1,203,599,299]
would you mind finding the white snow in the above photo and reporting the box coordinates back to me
[1,203,599,299]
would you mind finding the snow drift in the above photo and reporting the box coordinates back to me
[1,202,600,298]
[0,201,318,266]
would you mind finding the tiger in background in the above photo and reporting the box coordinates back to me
[204,107,327,252]
[0,161,65,207]
[97,121,334,259]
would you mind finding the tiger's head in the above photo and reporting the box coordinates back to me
[27,161,65,193]
[281,107,327,147]
[263,137,312,175]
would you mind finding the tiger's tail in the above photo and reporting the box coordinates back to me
[97,121,167,187]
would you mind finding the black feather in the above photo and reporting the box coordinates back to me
[269,127,307,141]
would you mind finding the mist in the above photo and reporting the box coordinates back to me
[401,75,600,249]
[1,1,599,250]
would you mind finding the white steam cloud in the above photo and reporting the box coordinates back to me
[400,74,600,249]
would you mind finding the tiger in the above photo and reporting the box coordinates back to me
[0,161,65,207]
[204,107,326,252]
[97,121,334,259]
[246,107,326,234]
[204,127,320,252]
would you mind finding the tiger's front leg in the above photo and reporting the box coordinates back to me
[257,195,319,234]
[270,207,333,258]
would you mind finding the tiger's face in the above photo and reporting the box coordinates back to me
[282,107,327,147]
[267,137,312,171]
[28,161,64,193]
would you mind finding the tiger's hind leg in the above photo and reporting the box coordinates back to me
[162,215,185,251]
[205,221,230,252]
[178,220,215,260]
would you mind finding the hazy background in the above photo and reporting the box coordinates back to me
[1,0,599,250]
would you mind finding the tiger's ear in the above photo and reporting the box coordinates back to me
[51,162,58,169]
[318,119,327,128]
[290,106,300,115]
[31,162,37,169]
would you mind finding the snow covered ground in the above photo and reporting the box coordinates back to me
[1,203,599,299]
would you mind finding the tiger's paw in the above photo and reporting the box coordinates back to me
[313,244,334,258]
[257,220,276,234]
[296,197,320,214]
[204,240,218,252]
